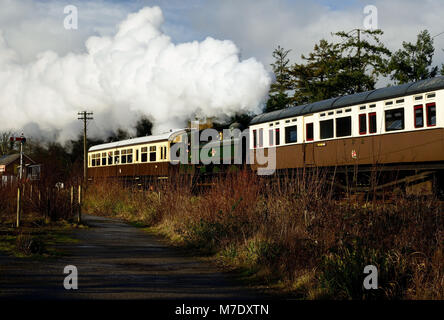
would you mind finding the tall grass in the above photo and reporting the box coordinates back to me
[84,170,443,300]
[0,173,79,225]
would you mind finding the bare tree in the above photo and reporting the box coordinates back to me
[0,131,14,156]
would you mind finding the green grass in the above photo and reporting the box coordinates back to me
[0,220,80,259]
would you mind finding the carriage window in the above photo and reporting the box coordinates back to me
[269,129,274,146]
[336,116,351,137]
[102,152,107,166]
[275,128,280,145]
[414,105,424,128]
[91,153,99,167]
[159,146,167,160]
[385,108,405,131]
[359,114,367,134]
[369,113,377,134]
[285,125,297,143]
[121,149,133,164]
[141,147,148,162]
[127,149,133,163]
[306,123,314,141]
[426,103,436,126]
[253,130,257,148]
[162,146,168,160]
[259,128,264,147]
[320,119,333,139]
[150,146,157,162]
[114,150,120,164]
[108,151,113,165]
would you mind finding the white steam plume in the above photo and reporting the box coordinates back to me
[0,6,271,142]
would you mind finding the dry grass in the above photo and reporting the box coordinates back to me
[84,170,443,300]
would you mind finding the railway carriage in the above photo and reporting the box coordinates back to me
[88,76,444,193]
[87,129,186,182]
[249,76,444,191]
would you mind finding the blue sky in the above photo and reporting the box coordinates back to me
[1,0,444,73]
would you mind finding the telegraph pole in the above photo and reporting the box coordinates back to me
[77,111,93,224]
[10,133,26,180]
[77,111,93,181]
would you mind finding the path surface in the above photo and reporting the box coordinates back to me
[0,214,263,300]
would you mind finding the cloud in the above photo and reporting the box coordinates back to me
[1,0,443,143]
[0,0,136,62]
[0,5,271,142]
[188,0,444,70]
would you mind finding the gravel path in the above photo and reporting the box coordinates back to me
[0,214,263,300]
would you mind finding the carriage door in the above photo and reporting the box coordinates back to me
[303,115,315,166]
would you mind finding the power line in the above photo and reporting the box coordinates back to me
[432,31,444,39]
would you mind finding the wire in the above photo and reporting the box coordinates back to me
[432,31,444,38]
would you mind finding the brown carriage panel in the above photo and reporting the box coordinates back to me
[303,143,315,166]
[270,128,444,169]
[335,137,373,166]
[251,145,304,170]
[313,141,337,166]
[275,145,304,169]
[138,162,169,176]
[375,129,444,164]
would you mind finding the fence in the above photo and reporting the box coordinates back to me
[1,180,83,227]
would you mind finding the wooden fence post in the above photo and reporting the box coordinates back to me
[46,188,51,223]
[16,187,21,228]
[70,186,74,218]
[78,184,82,224]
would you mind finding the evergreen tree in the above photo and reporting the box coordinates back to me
[388,30,438,84]
[333,29,391,93]
[291,39,342,104]
[265,46,293,112]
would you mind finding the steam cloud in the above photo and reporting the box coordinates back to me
[0,6,271,142]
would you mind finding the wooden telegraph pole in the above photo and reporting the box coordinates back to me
[77,111,93,224]
[10,133,26,228]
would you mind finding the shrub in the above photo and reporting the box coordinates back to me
[15,233,46,256]
[83,170,443,299]
[318,241,411,300]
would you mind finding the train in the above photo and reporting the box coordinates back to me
[87,76,444,194]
